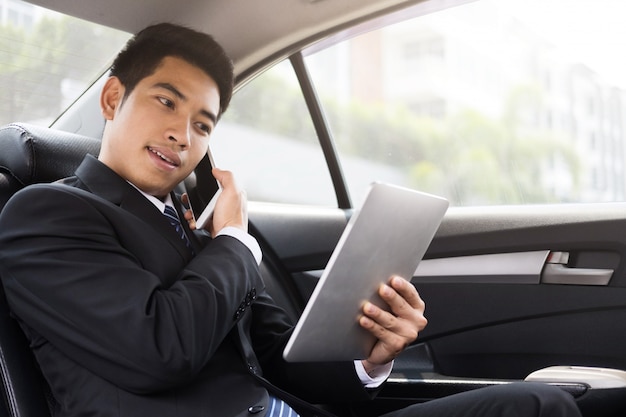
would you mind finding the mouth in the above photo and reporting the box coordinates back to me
[148,147,180,168]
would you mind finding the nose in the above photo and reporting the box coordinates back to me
[166,119,192,148]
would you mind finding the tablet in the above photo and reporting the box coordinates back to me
[283,182,448,362]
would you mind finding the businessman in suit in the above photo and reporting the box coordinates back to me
[0,23,581,417]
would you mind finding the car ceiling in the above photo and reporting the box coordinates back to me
[27,0,471,79]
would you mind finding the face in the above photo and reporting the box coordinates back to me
[98,56,221,198]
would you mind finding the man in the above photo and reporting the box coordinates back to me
[0,23,581,417]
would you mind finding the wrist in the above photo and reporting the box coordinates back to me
[361,359,380,377]
[356,360,393,388]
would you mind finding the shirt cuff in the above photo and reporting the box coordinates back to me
[354,360,393,389]
[215,227,263,265]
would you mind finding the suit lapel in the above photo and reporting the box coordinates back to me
[73,155,194,261]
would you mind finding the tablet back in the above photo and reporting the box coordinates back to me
[283,182,448,362]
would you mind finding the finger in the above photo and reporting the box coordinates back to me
[210,168,248,234]
[211,167,229,188]
[366,287,428,335]
[240,188,248,224]
[183,209,197,230]
[359,314,411,359]
[179,193,197,229]
[378,283,413,320]
[361,304,424,356]
[181,192,190,209]
[362,301,392,327]
[359,312,395,342]
[388,276,425,311]
[212,168,241,202]
[380,278,425,319]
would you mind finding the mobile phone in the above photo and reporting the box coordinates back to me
[184,147,222,230]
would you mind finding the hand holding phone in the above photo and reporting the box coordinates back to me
[184,148,222,230]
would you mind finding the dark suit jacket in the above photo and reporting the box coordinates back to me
[0,155,371,417]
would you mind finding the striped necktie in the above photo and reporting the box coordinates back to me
[266,396,299,417]
[163,205,193,252]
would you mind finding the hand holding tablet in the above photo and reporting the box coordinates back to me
[283,183,448,362]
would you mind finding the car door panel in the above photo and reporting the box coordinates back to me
[417,284,626,378]
[249,203,350,272]
[249,201,626,406]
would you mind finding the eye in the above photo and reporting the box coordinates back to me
[195,122,212,135]
[158,96,175,109]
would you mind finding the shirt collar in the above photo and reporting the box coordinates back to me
[127,182,174,214]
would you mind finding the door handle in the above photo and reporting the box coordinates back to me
[541,252,613,285]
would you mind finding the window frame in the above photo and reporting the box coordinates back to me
[289,52,352,209]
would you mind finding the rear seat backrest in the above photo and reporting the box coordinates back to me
[0,123,101,208]
[0,123,101,417]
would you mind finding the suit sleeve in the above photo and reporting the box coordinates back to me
[248,289,378,404]
[0,185,264,393]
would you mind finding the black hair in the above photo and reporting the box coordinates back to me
[109,22,234,118]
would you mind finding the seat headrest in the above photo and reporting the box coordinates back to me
[0,123,101,209]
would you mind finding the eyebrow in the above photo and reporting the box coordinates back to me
[153,82,217,125]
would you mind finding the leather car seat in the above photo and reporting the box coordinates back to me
[0,122,101,417]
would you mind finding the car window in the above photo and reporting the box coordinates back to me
[304,0,626,207]
[212,60,337,206]
[0,0,129,126]
[11,0,625,209]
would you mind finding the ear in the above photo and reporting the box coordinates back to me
[100,76,124,120]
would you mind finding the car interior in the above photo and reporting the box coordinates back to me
[1,121,626,416]
[2,0,626,416]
